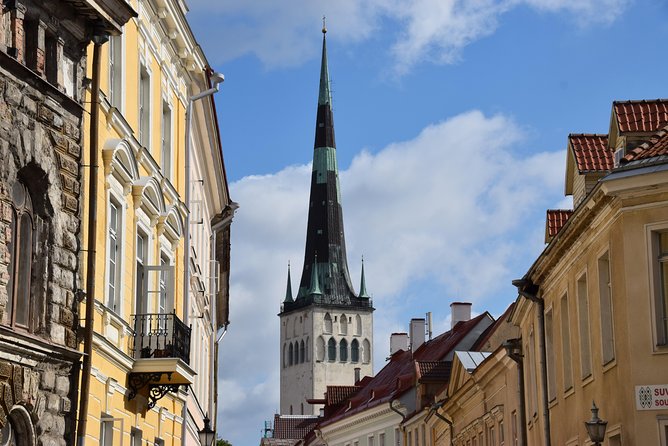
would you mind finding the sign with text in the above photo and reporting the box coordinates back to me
[635,385,668,410]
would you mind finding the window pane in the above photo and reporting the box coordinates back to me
[577,274,592,378]
[15,213,33,327]
[328,338,336,361]
[351,339,359,362]
[4,212,16,323]
[598,253,615,363]
[340,339,348,361]
[661,260,668,343]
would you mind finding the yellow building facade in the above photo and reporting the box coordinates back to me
[512,100,668,446]
[78,0,230,444]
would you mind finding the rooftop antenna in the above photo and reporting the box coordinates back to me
[322,15,327,34]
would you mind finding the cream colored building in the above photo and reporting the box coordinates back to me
[427,306,522,446]
[78,0,232,444]
[512,100,668,446]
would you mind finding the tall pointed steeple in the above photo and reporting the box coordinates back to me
[284,262,293,303]
[278,24,375,417]
[285,24,369,309]
[359,257,370,299]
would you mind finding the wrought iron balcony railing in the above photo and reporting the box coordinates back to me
[131,312,191,365]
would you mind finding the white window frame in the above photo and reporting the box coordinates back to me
[105,187,126,316]
[108,33,124,111]
[161,98,173,180]
[658,416,668,446]
[138,62,152,149]
[100,415,124,446]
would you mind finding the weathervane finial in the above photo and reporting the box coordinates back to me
[322,15,327,34]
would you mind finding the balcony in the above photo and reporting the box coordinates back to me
[127,312,195,409]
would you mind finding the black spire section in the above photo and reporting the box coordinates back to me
[281,26,372,314]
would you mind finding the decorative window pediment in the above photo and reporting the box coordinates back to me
[102,139,139,193]
[160,205,184,244]
[132,176,166,225]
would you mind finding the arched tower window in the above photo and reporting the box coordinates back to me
[4,180,34,329]
[351,339,359,363]
[339,339,348,362]
[316,336,325,362]
[324,313,332,334]
[363,339,371,364]
[283,343,287,368]
[340,314,348,335]
[301,403,304,415]
[300,340,305,363]
[288,343,294,366]
[327,338,336,362]
[290,405,293,415]
[355,314,362,336]
[294,341,299,364]
[305,337,310,362]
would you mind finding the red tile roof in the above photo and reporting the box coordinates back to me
[318,313,492,427]
[417,361,452,382]
[326,386,361,406]
[569,134,612,172]
[614,99,668,133]
[622,125,668,163]
[272,415,319,440]
[546,210,573,238]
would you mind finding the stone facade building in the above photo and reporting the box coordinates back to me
[0,0,132,445]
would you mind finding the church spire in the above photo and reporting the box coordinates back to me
[359,257,370,299]
[292,24,361,307]
[284,262,293,303]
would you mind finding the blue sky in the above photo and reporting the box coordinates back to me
[185,1,667,444]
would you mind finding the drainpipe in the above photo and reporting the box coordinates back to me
[512,278,551,446]
[183,73,224,326]
[210,202,237,437]
[76,31,108,446]
[504,338,528,446]
[428,401,454,446]
[389,397,406,444]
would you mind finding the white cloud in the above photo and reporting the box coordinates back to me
[216,110,565,445]
[188,0,629,73]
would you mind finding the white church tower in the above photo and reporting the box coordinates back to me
[279,24,374,416]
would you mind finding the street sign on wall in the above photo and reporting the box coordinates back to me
[635,385,668,410]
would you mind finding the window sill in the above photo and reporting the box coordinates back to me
[602,358,617,374]
[581,374,594,388]
[652,344,668,355]
[548,397,558,409]
[563,386,575,400]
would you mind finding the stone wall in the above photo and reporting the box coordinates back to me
[0,5,86,443]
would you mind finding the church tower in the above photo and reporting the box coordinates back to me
[279,24,374,416]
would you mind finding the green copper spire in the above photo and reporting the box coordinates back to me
[284,262,294,303]
[359,257,370,299]
[318,19,332,107]
[309,254,323,296]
